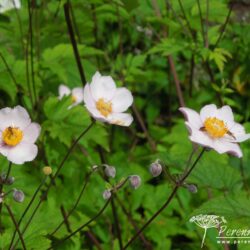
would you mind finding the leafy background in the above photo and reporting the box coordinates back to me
[0,0,250,249]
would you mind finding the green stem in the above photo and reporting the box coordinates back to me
[123,148,206,249]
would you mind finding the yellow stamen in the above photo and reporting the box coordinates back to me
[96,98,112,117]
[2,127,23,146]
[71,95,77,103]
[204,117,228,138]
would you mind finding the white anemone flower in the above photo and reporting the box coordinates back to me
[0,106,41,164]
[0,0,21,13]
[83,72,133,126]
[180,104,250,158]
[58,84,84,109]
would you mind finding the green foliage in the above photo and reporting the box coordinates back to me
[0,0,249,249]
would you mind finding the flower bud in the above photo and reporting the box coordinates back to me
[185,184,198,193]
[13,189,25,203]
[104,165,116,178]
[43,166,52,176]
[149,161,162,177]
[102,190,112,200]
[0,173,6,182]
[129,175,141,189]
[5,176,15,185]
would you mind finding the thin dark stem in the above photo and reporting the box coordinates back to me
[50,171,93,235]
[48,199,111,249]
[214,3,233,47]
[132,104,156,151]
[152,0,185,108]
[116,196,152,250]
[189,54,195,97]
[28,0,37,105]
[116,3,123,56]
[0,162,12,230]
[60,205,72,233]
[69,2,81,43]
[0,52,19,87]
[12,122,95,248]
[86,230,103,250]
[111,197,123,249]
[166,0,192,40]
[54,0,62,18]
[5,204,26,250]
[196,0,206,47]
[5,162,12,181]
[123,148,206,249]
[9,176,47,250]
[91,4,100,68]
[177,0,195,40]
[12,0,25,56]
[205,0,209,48]
[25,13,33,108]
[64,0,86,87]
[52,121,95,182]
[168,57,185,107]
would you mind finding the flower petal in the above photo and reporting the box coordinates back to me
[72,87,84,104]
[23,123,41,143]
[200,104,218,122]
[112,87,133,113]
[213,140,243,158]
[189,130,214,149]
[7,143,38,164]
[85,106,108,122]
[59,85,71,99]
[83,84,95,108]
[0,106,31,130]
[217,105,234,122]
[179,107,203,130]
[90,72,116,101]
[228,123,250,142]
[108,113,133,127]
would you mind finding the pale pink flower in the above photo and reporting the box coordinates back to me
[83,72,133,126]
[180,104,250,158]
[58,84,84,108]
[0,106,41,164]
[0,0,21,13]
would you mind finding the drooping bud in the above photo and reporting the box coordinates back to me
[43,166,52,176]
[149,160,162,177]
[13,189,25,203]
[185,184,198,193]
[0,173,6,183]
[104,165,116,178]
[129,175,141,189]
[5,176,15,185]
[102,190,112,200]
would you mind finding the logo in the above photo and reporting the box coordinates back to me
[190,214,226,248]
[190,214,250,248]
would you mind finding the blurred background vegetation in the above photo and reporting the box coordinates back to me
[0,0,250,249]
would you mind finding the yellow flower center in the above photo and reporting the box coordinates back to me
[204,117,228,138]
[2,127,23,146]
[96,98,112,117]
[71,95,77,103]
